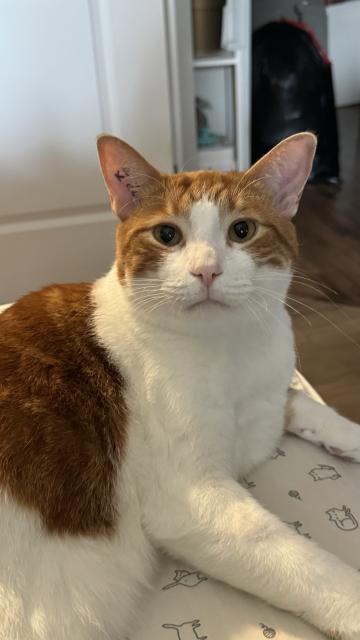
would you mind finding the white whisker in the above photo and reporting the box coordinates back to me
[253,273,339,296]
[285,294,360,351]
[246,299,269,337]
[251,295,303,370]
[255,287,312,326]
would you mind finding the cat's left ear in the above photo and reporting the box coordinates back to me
[244,132,317,219]
[97,135,162,220]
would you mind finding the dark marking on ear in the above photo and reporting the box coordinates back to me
[115,170,125,182]
[115,169,139,198]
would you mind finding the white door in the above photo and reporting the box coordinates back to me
[0,0,173,303]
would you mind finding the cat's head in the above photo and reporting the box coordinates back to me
[97,134,316,324]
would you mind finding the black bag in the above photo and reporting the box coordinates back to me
[252,21,340,184]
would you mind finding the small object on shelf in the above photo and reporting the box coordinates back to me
[196,96,221,148]
[196,96,209,130]
[192,0,226,54]
[198,127,220,147]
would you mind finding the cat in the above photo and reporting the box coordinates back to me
[309,464,341,481]
[0,132,360,640]
[326,506,359,532]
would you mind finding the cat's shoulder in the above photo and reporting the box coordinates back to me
[0,281,127,424]
[0,281,94,345]
[0,282,119,376]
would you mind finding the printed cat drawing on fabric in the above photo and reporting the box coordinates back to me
[326,506,359,531]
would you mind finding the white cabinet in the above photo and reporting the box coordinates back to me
[0,0,173,302]
[166,0,251,173]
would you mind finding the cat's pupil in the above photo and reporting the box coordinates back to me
[159,226,175,244]
[234,221,249,239]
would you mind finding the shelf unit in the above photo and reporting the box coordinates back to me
[193,50,237,68]
[166,0,251,173]
[193,48,247,171]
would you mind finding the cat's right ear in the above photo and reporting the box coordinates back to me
[96,135,162,220]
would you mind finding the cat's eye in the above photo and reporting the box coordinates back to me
[228,219,257,243]
[153,224,182,247]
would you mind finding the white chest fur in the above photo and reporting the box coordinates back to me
[93,269,295,490]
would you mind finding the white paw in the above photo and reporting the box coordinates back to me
[321,412,360,463]
[325,631,360,640]
[314,585,360,640]
[290,401,360,463]
[324,626,360,640]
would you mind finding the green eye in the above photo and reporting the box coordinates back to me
[153,224,182,247]
[228,219,256,243]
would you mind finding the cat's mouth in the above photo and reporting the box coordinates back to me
[186,298,229,311]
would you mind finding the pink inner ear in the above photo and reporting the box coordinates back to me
[110,168,138,219]
[268,153,304,219]
[245,133,317,219]
[99,140,138,219]
[97,135,162,221]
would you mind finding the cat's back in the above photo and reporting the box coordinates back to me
[0,283,127,536]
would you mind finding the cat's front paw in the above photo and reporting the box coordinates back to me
[322,617,360,640]
[322,413,360,463]
[295,404,360,463]
[307,575,360,640]
[325,630,360,640]
[321,598,360,640]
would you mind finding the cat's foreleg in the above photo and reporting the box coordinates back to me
[145,477,360,639]
[286,388,360,462]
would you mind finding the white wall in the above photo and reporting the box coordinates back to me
[327,0,360,107]
[252,0,328,52]
[0,0,105,217]
[0,0,173,303]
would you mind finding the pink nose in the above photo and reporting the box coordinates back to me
[190,265,223,287]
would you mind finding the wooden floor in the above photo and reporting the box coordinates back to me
[291,106,360,422]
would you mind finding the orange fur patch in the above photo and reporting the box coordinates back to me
[0,284,127,536]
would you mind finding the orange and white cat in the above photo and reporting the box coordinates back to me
[0,133,359,640]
